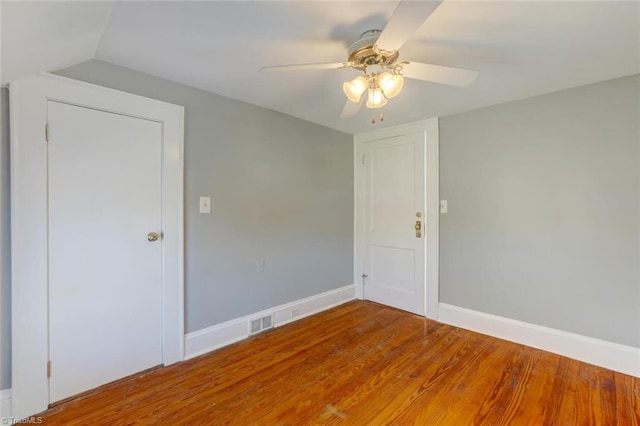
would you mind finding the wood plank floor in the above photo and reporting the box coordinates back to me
[40,301,639,425]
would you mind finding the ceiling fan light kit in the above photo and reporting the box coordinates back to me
[378,72,404,99]
[261,0,478,120]
[343,75,368,102]
[366,85,388,109]
[343,70,403,107]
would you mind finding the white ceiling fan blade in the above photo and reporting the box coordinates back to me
[401,62,478,87]
[341,98,364,118]
[261,62,348,72]
[375,0,443,52]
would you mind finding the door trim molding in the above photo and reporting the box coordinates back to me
[0,389,11,419]
[353,118,439,320]
[10,73,184,419]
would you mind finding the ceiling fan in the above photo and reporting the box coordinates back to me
[261,0,478,119]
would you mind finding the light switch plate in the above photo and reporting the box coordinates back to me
[199,196,211,214]
[440,200,448,213]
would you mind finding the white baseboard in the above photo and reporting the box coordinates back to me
[185,285,356,360]
[0,389,11,420]
[438,303,640,378]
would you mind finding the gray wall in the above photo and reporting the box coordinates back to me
[0,88,11,389]
[440,74,640,347]
[2,60,636,391]
[55,60,354,332]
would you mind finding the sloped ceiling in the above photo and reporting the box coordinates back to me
[2,1,639,134]
[1,1,115,85]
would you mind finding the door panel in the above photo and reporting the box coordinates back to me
[48,101,163,403]
[370,143,415,232]
[371,246,415,293]
[364,132,425,315]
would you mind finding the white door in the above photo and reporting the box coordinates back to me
[48,100,163,403]
[363,132,426,315]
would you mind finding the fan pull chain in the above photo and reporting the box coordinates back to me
[371,112,385,124]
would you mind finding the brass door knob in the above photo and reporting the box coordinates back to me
[147,232,160,242]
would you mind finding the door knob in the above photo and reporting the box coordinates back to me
[147,232,160,242]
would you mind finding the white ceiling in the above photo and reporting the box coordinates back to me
[2,1,639,134]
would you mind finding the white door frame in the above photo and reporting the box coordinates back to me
[10,73,184,419]
[354,118,439,319]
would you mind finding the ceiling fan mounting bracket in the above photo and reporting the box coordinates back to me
[347,29,399,71]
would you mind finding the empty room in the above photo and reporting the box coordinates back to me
[0,0,638,424]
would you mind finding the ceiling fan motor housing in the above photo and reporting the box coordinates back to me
[347,29,399,71]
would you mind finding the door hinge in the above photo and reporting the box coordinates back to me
[47,360,52,378]
[45,123,50,142]
[362,155,366,165]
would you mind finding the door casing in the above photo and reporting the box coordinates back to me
[10,73,184,419]
[354,118,439,319]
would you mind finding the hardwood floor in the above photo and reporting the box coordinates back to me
[40,301,639,425]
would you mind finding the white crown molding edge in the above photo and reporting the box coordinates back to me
[439,303,640,378]
[185,285,356,360]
